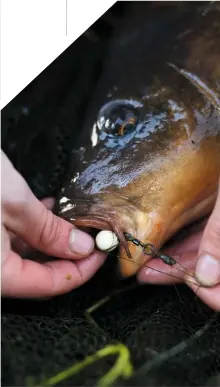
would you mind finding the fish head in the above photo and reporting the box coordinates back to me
[58,91,220,277]
[57,3,220,277]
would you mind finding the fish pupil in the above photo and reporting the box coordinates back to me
[99,102,139,137]
[113,112,136,136]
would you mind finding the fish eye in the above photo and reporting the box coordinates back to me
[97,100,140,137]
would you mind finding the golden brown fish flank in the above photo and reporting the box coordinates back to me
[57,3,220,278]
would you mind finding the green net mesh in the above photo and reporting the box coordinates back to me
[2,3,220,386]
[2,273,220,386]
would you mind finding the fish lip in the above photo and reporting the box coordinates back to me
[59,196,142,259]
[71,210,133,259]
[72,215,114,231]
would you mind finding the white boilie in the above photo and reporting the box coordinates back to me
[95,230,119,252]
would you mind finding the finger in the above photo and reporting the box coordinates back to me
[137,229,202,286]
[2,155,94,259]
[194,180,220,287]
[11,236,31,257]
[16,203,95,259]
[163,230,202,257]
[9,197,56,257]
[137,252,197,285]
[1,224,10,265]
[2,249,107,298]
[185,276,220,311]
[165,217,208,251]
[41,197,55,210]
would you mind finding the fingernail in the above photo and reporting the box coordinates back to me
[69,229,94,255]
[195,254,220,287]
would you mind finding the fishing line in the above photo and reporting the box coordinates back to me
[57,197,200,287]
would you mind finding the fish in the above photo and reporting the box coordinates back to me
[56,2,220,279]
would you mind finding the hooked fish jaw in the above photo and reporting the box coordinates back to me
[118,209,171,277]
[83,197,168,277]
[118,188,218,278]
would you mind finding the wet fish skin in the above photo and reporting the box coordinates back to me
[57,3,220,277]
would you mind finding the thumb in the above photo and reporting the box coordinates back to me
[6,194,95,259]
[2,151,94,259]
[194,180,220,287]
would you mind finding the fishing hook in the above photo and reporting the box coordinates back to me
[124,232,177,266]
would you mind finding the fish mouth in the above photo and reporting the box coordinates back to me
[58,188,218,278]
[71,209,167,278]
[72,212,132,260]
[59,198,164,278]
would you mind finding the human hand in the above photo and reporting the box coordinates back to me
[1,150,106,299]
[137,177,220,311]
